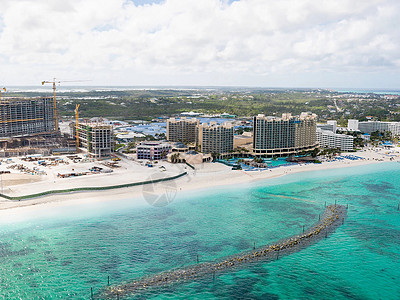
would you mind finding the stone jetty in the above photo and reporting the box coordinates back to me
[97,204,347,299]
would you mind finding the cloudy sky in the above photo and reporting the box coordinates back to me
[0,0,399,88]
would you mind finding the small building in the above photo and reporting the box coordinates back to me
[361,133,370,141]
[171,142,190,153]
[136,141,171,160]
[167,150,212,164]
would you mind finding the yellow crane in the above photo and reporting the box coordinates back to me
[42,78,88,132]
[75,104,80,152]
[41,79,61,131]
[0,87,6,101]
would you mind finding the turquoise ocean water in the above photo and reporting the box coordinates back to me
[0,162,399,299]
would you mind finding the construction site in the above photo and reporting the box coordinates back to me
[0,81,114,159]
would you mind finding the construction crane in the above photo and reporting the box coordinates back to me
[42,78,88,132]
[0,87,6,101]
[41,79,61,132]
[75,104,80,152]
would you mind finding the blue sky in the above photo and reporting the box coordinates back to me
[0,0,399,89]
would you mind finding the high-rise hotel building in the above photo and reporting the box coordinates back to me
[198,122,234,154]
[167,117,200,143]
[253,112,318,156]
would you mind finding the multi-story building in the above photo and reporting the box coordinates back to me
[316,128,354,151]
[136,141,171,160]
[358,121,400,135]
[198,122,234,154]
[0,97,55,137]
[77,122,113,158]
[167,117,199,143]
[347,119,359,131]
[317,120,337,132]
[253,113,318,156]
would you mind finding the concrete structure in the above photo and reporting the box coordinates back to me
[136,141,171,160]
[316,128,354,151]
[198,122,234,154]
[358,121,400,135]
[167,150,212,164]
[253,112,318,157]
[167,117,199,143]
[77,122,113,158]
[234,132,253,149]
[0,97,55,138]
[347,119,359,131]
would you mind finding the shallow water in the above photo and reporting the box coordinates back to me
[0,162,399,299]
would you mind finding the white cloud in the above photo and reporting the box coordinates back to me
[0,0,399,88]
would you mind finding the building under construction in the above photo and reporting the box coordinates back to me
[77,122,113,158]
[0,97,56,138]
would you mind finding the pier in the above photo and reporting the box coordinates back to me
[96,204,347,299]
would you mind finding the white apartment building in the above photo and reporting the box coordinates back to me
[347,119,359,131]
[317,120,337,133]
[358,121,400,135]
[316,128,354,151]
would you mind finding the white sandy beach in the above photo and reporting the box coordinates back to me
[0,147,398,212]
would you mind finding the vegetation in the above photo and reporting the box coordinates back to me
[6,88,400,122]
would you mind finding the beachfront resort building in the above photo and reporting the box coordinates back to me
[77,122,113,158]
[347,119,359,131]
[136,141,171,160]
[316,128,354,151]
[198,122,234,154]
[167,117,200,143]
[0,97,55,138]
[317,120,337,133]
[358,121,400,135]
[253,112,318,157]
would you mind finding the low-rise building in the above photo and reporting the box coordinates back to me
[136,141,171,160]
[167,150,212,164]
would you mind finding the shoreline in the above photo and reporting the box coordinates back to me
[0,149,398,212]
